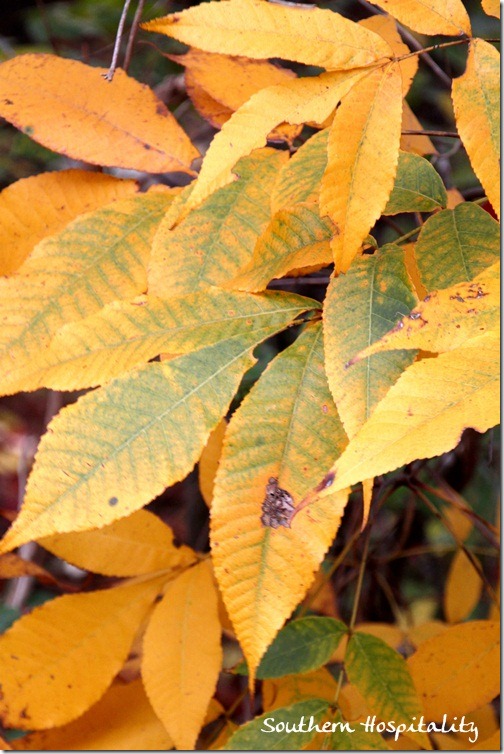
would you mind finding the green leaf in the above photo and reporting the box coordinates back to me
[256,616,347,679]
[222,699,329,750]
[415,203,500,290]
[345,632,429,748]
[228,203,334,292]
[0,191,176,397]
[271,129,328,214]
[383,151,447,215]
[148,148,287,299]
[323,245,418,439]
[0,327,288,553]
[36,289,319,390]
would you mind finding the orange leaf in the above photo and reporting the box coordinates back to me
[199,419,227,507]
[0,171,138,276]
[359,14,418,95]
[367,0,471,36]
[444,549,483,623]
[0,54,198,174]
[0,552,58,585]
[401,102,437,156]
[452,39,500,219]
[142,560,222,750]
[320,63,403,272]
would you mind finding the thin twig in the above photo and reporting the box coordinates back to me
[402,129,459,138]
[103,0,133,82]
[123,0,146,73]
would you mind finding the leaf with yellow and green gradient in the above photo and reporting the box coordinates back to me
[24,289,318,390]
[142,0,391,71]
[315,330,499,496]
[0,576,166,729]
[320,64,403,272]
[142,561,222,750]
[452,39,500,219]
[323,245,417,439]
[211,322,349,685]
[271,129,329,214]
[148,149,286,299]
[227,203,335,292]
[351,262,499,361]
[0,191,177,397]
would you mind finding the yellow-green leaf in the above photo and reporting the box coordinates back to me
[0,54,198,174]
[0,329,289,553]
[227,203,335,292]
[0,171,139,277]
[352,262,499,360]
[444,549,483,623]
[142,560,222,750]
[367,0,471,35]
[383,151,447,215]
[0,191,176,397]
[414,203,500,290]
[345,632,429,749]
[12,679,174,751]
[316,330,499,495]
[408,621,500,718]
[211,322,349,685]
[271,129,329,215]
[323,245,417,439]
[320,63,403,272]
[0,577,165,729]
[27,288,318,391]
[452,39,500,219]
[39,510,195,577]
[180,69,368,215]
[148,149,287,299]
[143,0,392,71]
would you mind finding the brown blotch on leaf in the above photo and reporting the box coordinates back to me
[315,470,335,493]
[260,477,295,529]
[108,496,119,506]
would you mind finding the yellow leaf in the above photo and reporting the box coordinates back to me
[362,478,374,530]
[359,14,418,94]
[0,553,58,585]
[38,288,317,390]
[11,679,174,751]
[0,191,176,397]
[0,577,166,729]
[400,101,437,156]
[143,0,392,71]
[367,0,471,35]
[0,171,139,277]
[180,69,369,215]
[452,39,500,219]
[408,620,448,648]
[149,149,287,298]
[39,510,195,577]
[323,246,417,439]
[320,63,403,272]
[199,419,227,507]
[142,560,222,750]
[351,262,500,361]
[0,54,197,174]
[407,620,500,718]
[227,203,335,292]
[444,549,483,623]
[315,330,499,495]
[0,330,284,553]
[262,668,338,712]
[481,0,500,17]
[446,188,465,208]
[211,323,349,685]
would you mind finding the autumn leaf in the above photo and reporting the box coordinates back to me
[0,577,166,728]
[366,0,471,35]
[320,63,403,272]
[323,245,417,439]
[142,560,222,750]
[12,680,174,751]
[314,330,499,495]
[444,549,483,623]
[148,149,287,299]
[452,39,500,219]
[0,191,177,397]
[0,327,303,553]
[0,54,198,174]
[383,151,447,215]
[0,171,139,276]
[271,129,329,214]
[351,262,499,360]
[211,323,349,685]
[143,0,392,71]
[0,553,59,586]
[481,0,500,17]
[199,419,227,507]
[400,101,437,156]
[359,14,418,95]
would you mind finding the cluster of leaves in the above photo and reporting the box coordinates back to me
[0,0,499,749]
